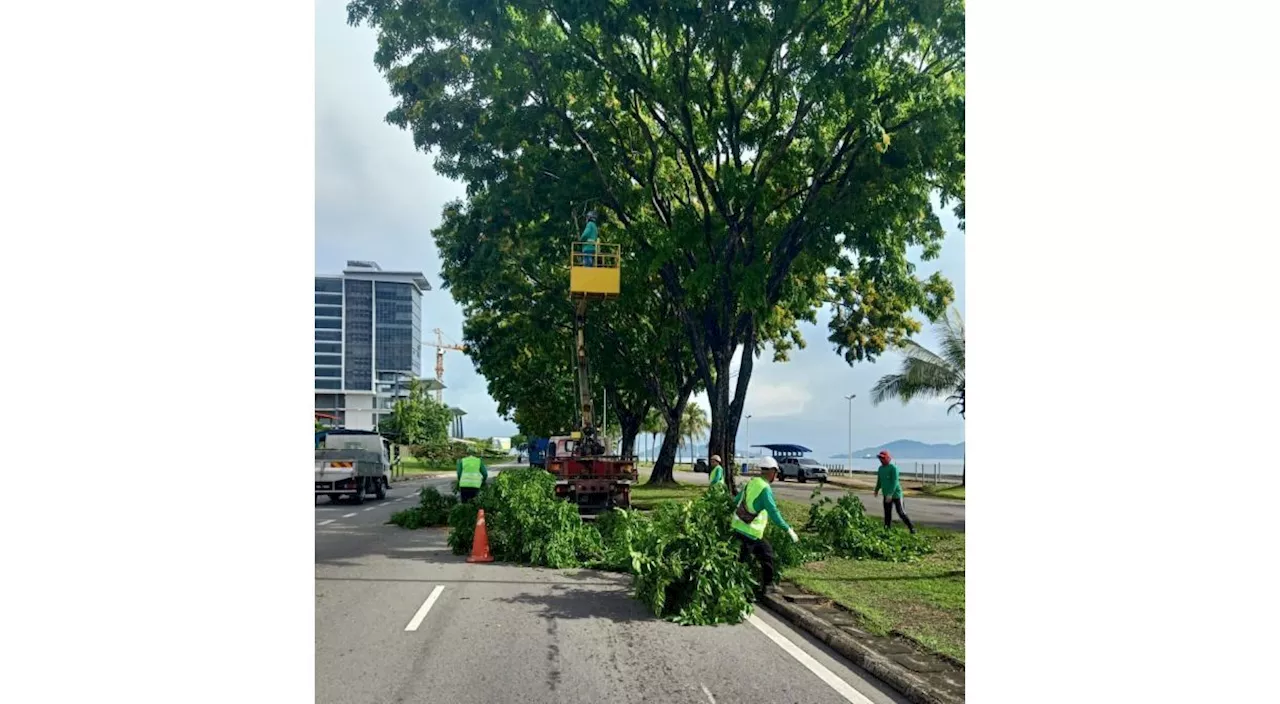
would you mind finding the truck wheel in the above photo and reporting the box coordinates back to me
[799,474,807,483]
[352,484,366,505]
[375,481,387,500]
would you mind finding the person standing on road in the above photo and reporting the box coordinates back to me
[457,453,488,503]
[873,450,916,534]
[731,456,799,598]
[707,454,725,489]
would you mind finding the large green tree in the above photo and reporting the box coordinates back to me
[431,168,699,483]
[351,0,964,488]
[378,378,454,446]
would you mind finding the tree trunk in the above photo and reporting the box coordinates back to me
[647,393,690,485]
[620,412,641,458]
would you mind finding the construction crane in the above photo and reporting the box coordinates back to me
[426,328,466,404]
[542,211,637,514]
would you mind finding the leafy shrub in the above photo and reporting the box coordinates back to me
[593,508,651,573]
[443,468,603,568]
[806,494,931,562]
[628,492,756,625]
[388,486,458,529]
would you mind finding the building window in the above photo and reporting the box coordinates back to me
[315,330,342,342]
[316,342,341,354]
[315,293,342,305]
[315,305,342,318]
[315,354,342,367]
[315,278,343,293]
[315,379,341,389]
[315,367,342,378]
[344,279,374,390]
[316,318,342,330]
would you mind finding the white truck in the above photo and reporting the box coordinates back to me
[315,429,392,503]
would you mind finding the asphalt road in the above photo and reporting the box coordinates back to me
[674,471,966,532]
[316,470,911,704]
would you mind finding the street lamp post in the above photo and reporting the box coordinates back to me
[844,394,857,474]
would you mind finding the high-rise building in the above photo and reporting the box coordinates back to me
[314,261,439,430]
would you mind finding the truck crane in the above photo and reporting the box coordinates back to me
[543,212,638,514]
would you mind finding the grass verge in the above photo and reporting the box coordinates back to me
[919,484,965,500]
[784,526,965,663]
[630,480,705,510]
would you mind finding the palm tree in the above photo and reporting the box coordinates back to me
[681,403,710,465]
[871,307,965,483]
[641,408,664,463]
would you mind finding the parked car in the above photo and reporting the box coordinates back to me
[694,458,709,473]
[777,456,828,483]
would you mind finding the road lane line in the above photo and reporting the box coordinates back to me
[342,512,358,518]
[363,507,378,512]
[746,613,873,704]
[404,585,445,631]
[318,519,335,526]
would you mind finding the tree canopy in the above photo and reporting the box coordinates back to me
[350,0,965,477]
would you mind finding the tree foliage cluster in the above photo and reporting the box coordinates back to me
[350,0,966,490]
[378,378,454,447]
[398,468,928,624]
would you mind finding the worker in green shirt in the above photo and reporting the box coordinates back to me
[456,454,489,503]
[707,454,725,489]
[580,210,599,267]
[731,456,799,598]
[873,450,916,534]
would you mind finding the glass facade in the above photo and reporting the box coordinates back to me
[344,279,374,390]
[315,278,343,293]
[314,394,345,409]
[314,271,424,401]
[375,281,421,377]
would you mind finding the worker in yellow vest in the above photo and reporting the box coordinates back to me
[731,456,798,598]
[456,454,489,503]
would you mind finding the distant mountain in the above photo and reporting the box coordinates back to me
[831,440,965,460]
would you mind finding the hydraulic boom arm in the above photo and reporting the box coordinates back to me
[572,298,605,456]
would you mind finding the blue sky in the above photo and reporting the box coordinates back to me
[316,0,965,458]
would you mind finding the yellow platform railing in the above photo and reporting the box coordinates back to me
[570,241,621,297]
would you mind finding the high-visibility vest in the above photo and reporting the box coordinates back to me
[459,456,484,489]
[731,477,771,540]
[709,464,724,487]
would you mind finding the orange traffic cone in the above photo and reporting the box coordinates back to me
[467,509,494,563]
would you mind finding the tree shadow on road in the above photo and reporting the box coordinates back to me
[492,579,648,624]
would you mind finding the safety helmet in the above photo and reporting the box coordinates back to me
[710,454,722,464]
[757,456,779,470]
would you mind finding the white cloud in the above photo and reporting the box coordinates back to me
[689,381,814,419]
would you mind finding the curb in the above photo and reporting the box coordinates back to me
[761,591,964,704]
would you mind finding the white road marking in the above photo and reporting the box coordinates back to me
[317,519,335,526]
[746,613,873,704]
[700,684,717,703]
[404,585,446,632]
[342,512,358,518]
[363,507,377,512]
